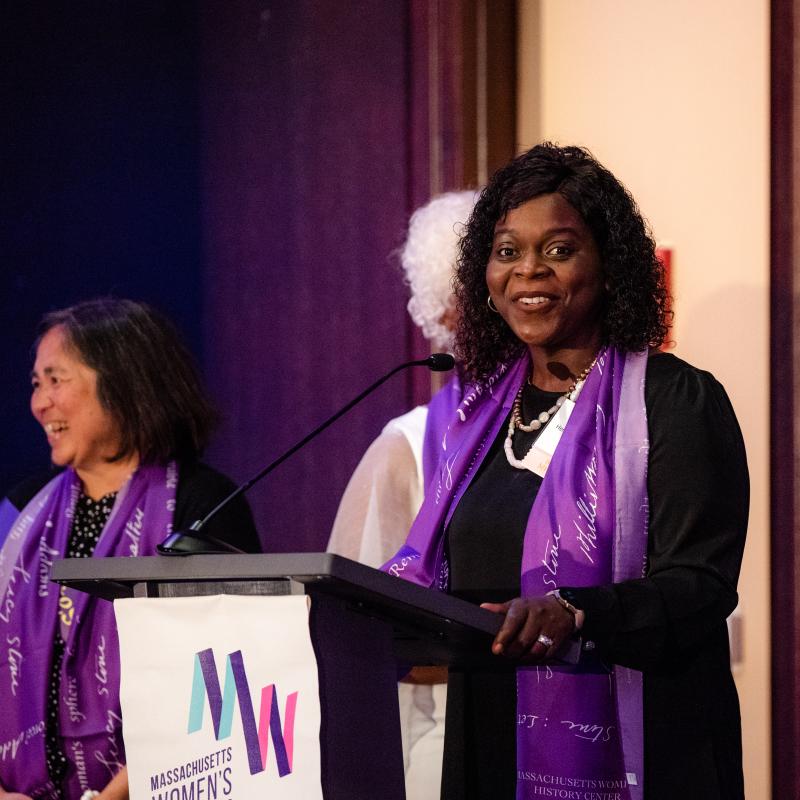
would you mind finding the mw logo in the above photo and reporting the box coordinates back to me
[188,648,298,776]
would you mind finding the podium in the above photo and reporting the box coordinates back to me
[51,553,504,800]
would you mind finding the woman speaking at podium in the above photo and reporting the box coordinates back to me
[383,144,748,800]
[0,298,259,800]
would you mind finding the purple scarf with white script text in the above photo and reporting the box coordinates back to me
[0,463,177,798]
[422,374,463,490]
[383,348,649,800]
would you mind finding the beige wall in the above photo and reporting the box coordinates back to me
[517,1,770,795]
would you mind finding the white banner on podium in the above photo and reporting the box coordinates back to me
[115,594,323,800]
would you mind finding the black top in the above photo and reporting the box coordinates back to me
[441,353,748,800]
[7,460,261,554]
[446,383,558,604]
[46,491,118,790]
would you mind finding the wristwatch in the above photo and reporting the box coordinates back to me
[547,588,585,631]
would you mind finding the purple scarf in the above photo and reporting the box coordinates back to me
[422,374,463,489]
[383,348,649,799]
[0,463,177,798]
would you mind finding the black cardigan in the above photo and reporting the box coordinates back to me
[442,353,748,800]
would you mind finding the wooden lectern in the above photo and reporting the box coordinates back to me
[51,553,504,800]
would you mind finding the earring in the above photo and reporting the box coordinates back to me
[487,295,499,313]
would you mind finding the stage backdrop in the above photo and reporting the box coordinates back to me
[0,3,204,495]
[198,0,416,552]
[197,0,516,552]
[1,1,516,553]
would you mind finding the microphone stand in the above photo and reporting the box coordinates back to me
[158,353,455,555]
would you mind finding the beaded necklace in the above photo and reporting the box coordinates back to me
[503,354,598,470]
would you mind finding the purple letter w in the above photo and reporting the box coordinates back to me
[187,647,298,776]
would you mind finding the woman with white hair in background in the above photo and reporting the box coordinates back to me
[328,190,476,799]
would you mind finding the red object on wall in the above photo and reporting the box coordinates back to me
[656,245,672,294]
[655,245,673,349]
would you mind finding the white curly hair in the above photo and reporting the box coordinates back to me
[401,190,479,351]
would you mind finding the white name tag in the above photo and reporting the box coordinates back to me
[519,397,576,478]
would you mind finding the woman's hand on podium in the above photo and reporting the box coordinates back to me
[481,595,575,662]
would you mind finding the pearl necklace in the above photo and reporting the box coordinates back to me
[504,355,599,470]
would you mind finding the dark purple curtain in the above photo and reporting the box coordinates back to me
[0,3,204,495]
[1,1,502,554]
[199,1,419,552]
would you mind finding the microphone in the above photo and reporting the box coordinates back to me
[426,352,456,372]
[157,353,456,555]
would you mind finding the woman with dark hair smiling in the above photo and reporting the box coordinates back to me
[383,144,748,799]
[0,298,259,800]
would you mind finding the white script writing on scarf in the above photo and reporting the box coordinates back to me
[573,449,600,564]
[0,564,31,625]
[66,676,86,723]
[38,539,60,597]
[94,709,124,779]
[541,524,562,589]
[124,507,145,556]
[6,634,22,696]
[95,635,108,697]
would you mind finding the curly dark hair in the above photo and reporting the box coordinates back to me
[455,142,671,381]
[36,297,218,464]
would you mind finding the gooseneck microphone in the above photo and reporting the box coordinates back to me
[157,353,455,555]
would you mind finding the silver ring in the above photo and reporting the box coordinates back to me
[537,634,554,647]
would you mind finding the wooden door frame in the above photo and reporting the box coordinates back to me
[406,0,517,404]
[771,0,800,795]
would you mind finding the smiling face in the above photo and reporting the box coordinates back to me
[30,326,123,477]
[486,192,605,366]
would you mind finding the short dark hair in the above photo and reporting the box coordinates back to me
[455,142,671,381]
[37,298,217,464]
